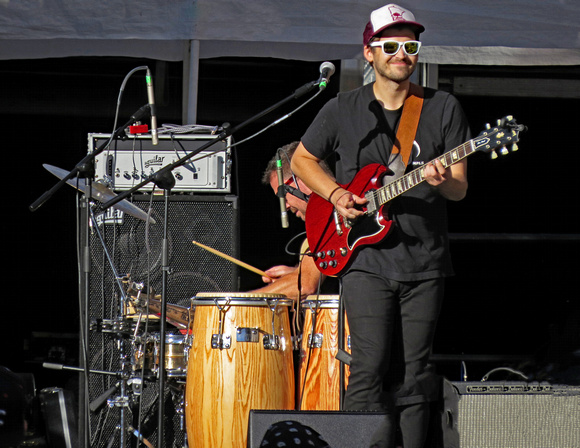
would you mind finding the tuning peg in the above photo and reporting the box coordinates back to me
[500,146,509,156]
[485,123,491,130]
[490,150,498,160]
[511,143,519,152]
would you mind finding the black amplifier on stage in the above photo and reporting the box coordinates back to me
[88,133,232,193]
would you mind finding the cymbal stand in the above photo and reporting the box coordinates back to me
[85,202,153,448]
[87,203,130,448]
[149,173,176,448]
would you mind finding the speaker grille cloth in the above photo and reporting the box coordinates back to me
[457,393,580,447]
[83,195,239,447]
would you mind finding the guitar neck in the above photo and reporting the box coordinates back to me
[370,139,475,209]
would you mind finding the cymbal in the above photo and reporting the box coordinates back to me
[43,164,156,224]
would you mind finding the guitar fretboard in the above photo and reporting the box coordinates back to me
[367,140,474,211]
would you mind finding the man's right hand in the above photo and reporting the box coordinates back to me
[261,265,297,283]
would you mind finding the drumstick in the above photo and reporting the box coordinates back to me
[192,240,273,280]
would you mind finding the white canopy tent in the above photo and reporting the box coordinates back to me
[2,0,579,63]
[2,0,579,121]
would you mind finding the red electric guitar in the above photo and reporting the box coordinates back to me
[305,115,526,276]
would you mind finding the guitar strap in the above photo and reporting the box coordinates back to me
[389,83,424,177]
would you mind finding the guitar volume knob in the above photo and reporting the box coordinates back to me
[319,261,328,270]
[326,250,336,257]
[329,260,337,268]
[316,252,326,259]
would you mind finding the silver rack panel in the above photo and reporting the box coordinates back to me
[88,133,232,193]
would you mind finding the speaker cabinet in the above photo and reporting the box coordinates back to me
[79,194,240,447]
[247,410,389,448]
[443,381,580,448]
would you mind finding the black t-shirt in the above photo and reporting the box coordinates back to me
[302,83,471,281]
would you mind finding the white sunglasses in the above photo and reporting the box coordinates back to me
[368,40,422,56]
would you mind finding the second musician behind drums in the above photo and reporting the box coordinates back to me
[251,142,347,413]
[251,141,335,301]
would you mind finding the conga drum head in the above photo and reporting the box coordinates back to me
[192,291,291,306]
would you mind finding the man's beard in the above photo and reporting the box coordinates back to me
[374,59,416,83]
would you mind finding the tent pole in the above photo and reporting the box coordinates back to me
[183,39,200,124]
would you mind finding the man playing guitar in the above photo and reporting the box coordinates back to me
[291,4,470,447]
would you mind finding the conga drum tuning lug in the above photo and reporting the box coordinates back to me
[307,333,324,349]
[211,333,231,349]
[262,334,280,350]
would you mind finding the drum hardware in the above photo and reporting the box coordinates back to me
[90,318,136,336]
[307,333,324,349]
[107,395,130,408]
[234,327,281,350]
[210,298,286,351]
[307,332,351,350]
[106,423,155,448]
[167,380,187,444]
[291,334,302,351]
[127,280,192,330]
[265,299,283,351]
[128,377,143,396]
[127,425,155,448]
[262,333,280,351]
[211,333,231,349]
[211,296,232,349]
[236,327,260,343]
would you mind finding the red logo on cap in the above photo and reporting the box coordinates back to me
[388,5,408,22]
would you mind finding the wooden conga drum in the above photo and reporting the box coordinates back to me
[298,295,350,410]
[185,293,295,448]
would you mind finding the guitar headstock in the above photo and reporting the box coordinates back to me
[473,115,527,159]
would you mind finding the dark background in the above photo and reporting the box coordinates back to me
[3,57,579,395]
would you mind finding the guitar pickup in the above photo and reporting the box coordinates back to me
[365,190,379,213]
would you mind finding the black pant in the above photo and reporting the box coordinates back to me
[341,271,444,447]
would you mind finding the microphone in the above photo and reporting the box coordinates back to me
[318,61,336,90]
[145,68,158,145]
[276,155,289,228]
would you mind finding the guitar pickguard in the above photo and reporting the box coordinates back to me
[346,209,387,250]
